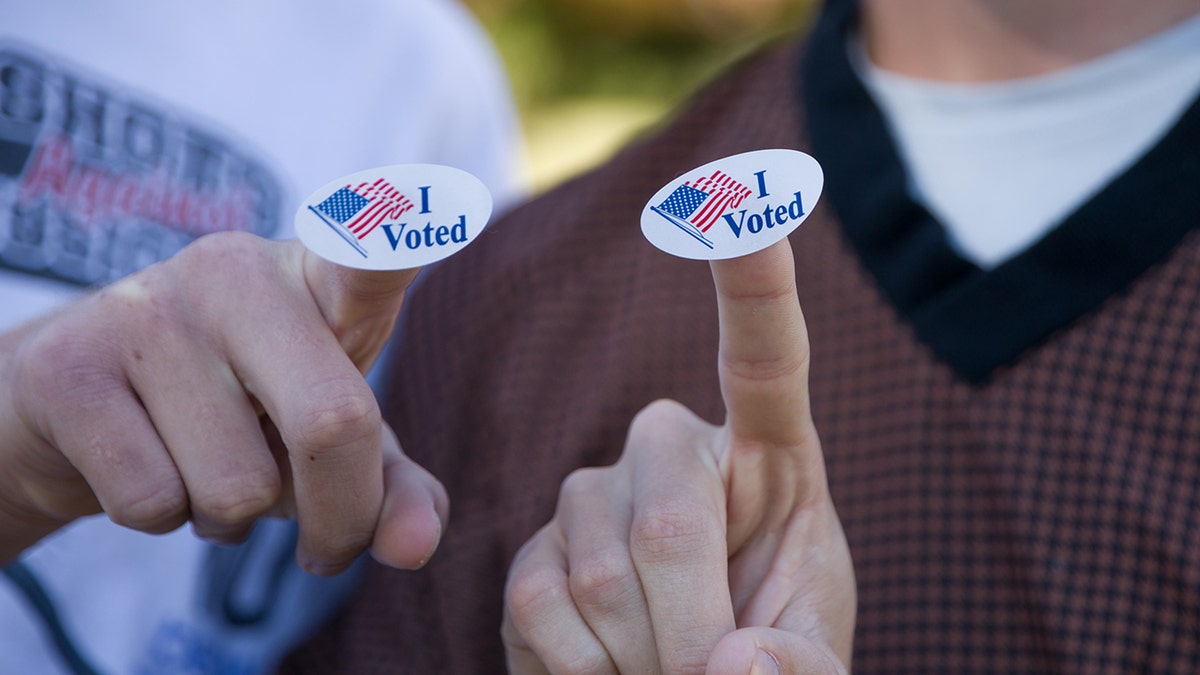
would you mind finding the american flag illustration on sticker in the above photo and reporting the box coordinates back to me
[307,179,414,258]
[650,170,753,249]
[640,149,824,261]
[295,164,494,272]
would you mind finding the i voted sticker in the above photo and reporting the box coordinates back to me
[295,164,492,270]
[641,149,823,260]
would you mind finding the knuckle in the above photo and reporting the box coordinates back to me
[569,548,639,613]
[505,542,617,674]
[556,467,604,506]
[289,381,380,453]
[505,561,567,628]
[14,328,121,410]
[106,478,188,533]
[631,497,721,562]
[630,398,691,432]
[191,475,280,528]
[100,265,190,332]
[169,233,275,303]
[177,230,265,269]
[626,399,703,448]
[719,349,810,384]
[723,272,797,304]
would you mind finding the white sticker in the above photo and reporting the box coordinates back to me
[641,149,823,260]
[295,164,492,270]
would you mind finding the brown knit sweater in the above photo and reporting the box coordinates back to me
[283,8,1200,673]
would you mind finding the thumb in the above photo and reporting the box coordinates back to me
[706,627,848,675]
[301,244,420,370]
[369,423,449,570]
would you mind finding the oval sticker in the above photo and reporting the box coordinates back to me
[295,164,493,270]
[641,149,823,260]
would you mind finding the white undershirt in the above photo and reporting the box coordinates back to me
[852,12,1200,269]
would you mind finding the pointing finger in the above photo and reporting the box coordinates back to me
[294,163,494,370]
[710,239,814,447]
[301,246,420,370]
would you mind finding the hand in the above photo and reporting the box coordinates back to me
[502,240,855,674]
[0,232,447,574]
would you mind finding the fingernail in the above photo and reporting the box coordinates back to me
[414,513,443,569]
[750,649,781,675]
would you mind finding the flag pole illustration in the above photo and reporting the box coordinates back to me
[307,178,414,258]
[649,170,753,249]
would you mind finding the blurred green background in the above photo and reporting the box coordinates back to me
[463,0,818,193]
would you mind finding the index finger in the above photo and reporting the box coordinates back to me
[291,248,431,572]
[710,239,813,447]
[294,163,493,369]
[205,240,397,574]
[302,248,420,371]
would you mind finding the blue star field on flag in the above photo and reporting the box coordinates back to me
[316,187,370,224]
[656,184,710,221]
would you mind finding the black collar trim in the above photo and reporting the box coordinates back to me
[802,1,1200,383]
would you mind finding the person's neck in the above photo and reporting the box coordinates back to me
[860,0,1200,82]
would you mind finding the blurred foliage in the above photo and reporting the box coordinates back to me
[466,0,817,117]
[463,0,818,190]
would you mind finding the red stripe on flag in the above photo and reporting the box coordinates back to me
[688,171,752,233]
[692,191,735,232]
[352,195,416,239]
[348,200,387,233]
